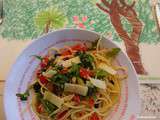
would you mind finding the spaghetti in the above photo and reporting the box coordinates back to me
[16,39,127,120]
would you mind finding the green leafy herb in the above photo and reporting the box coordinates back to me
[77,77,85,86]
[55,65,63,71]
[87,86,97,97]
[95,69,108,79]
[50,74,69,88]
[68,64,80,77]
[79,52,94,69]
[41,99,57,117]
[106,48,121,58]
[16,90,30,101]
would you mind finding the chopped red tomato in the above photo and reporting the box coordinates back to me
[57,110,68,119]
[80,68,94,79]
[38,75,48,84]
[40,56,49,68]
[90,112,100,120]
[88,98,95,108]
[72,95,80,104]
[71,43,87,51]
[36,69,41,77]
[40,62,47,68]
[78,111,85,116]
[61,49,72,56]
[81,100,88,105]
[46,83,54,92]
[43,56,49,63]
[60,43,87,56]
[59,68,68,74]
[36,104,44,113]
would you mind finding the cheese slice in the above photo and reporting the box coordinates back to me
[98,63,117,75]
[44,91,64,108]
[59,56,81,68]
[64,83,88,96]
[89,77,106,89]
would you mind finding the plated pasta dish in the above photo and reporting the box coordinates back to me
[16,38,127,120]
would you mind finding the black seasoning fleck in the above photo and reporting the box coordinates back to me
[33,82,41,92]
[110,80,114,85]
[94,103,99,108]
[54,53,61,58]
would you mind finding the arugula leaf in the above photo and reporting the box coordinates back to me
[68,64,80,77]
[16,90,30,101]
[79,52,94,69]
[86,80,97,97]
[106,48,121,58]
[50,74,69,88]
[77,77,85,86]
[54,65,63,71]
[54,74,68,84]
[87,86,97,97]
[41,99,57,117]
[95,69,108,79]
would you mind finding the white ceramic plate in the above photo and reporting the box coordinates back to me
[4,29,140,120]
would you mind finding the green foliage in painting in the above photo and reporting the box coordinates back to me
[0,0,159,43]
[35,8,67,31]
[135,0,160,43]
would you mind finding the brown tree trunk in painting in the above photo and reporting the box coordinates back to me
[44,20,51,33]
[97,0,147,74]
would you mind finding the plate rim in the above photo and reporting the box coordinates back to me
[4,28,140,120]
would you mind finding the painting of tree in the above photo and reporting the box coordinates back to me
[0,0,159,42]
[35,8,67,33]
[96,0,147,74]
[0,0,159,74]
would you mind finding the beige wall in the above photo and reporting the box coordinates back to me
[0,38,31,80]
